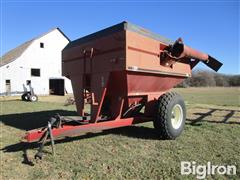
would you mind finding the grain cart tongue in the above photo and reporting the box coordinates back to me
[24,22,222,158]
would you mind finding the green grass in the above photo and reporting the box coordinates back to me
[174,87,240,106]
[0,87,240,179]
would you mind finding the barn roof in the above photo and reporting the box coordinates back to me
[0,28,70,67]
[0,39,34,67]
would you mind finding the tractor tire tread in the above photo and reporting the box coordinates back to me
[154,92,181,139]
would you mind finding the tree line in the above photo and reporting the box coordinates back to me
[176,70,240,87]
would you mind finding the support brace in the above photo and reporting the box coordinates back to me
[34,117,58,159]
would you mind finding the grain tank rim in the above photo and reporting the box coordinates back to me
[63,21,173,50]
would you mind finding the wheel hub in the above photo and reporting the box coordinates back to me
[171,104,183,129]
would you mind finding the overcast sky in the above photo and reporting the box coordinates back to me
[1,1,239,74]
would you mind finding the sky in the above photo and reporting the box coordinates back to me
[1,0,239,74]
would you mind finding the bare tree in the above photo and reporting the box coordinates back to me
[175,70,239,87]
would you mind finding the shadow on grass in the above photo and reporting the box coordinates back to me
[2,125,159,153]
[1,110,159,160]
[2,124,159,166]
[1,110,78,131]
[1,107,239,166]
[187,108,240,126]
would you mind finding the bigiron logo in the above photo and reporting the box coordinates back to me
[181,161,237,179]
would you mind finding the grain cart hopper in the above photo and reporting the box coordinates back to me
[24,22,222,158]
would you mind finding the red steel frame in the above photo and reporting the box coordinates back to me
[25,117,151,143]
[24,70,184,143]
[24,22,219,143]
[24,25,188,143]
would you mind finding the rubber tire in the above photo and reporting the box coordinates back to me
[29,95,38,102]
[154,92,186,140]
[21,92,30,101]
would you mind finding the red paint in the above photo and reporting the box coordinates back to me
[128,46,159,57]
[25,22,219,144]
[25,117,151,143]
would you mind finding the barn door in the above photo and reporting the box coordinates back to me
[49,79,65,95]
[5,80,11,95]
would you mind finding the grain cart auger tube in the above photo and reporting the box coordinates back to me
[23,21,222,158]
[161,38,222,72]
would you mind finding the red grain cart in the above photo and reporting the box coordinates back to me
[24,22,222,158]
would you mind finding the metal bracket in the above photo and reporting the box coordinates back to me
[34,118,57,159]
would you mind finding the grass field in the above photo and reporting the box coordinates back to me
[175,87,240,107]
[0,87,239,179]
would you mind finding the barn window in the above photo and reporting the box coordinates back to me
[31,68,40,77]
[6,80,10,84]
[40,42,44,48]
[5,80,11,95]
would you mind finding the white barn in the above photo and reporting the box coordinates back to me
[0,28,73,96]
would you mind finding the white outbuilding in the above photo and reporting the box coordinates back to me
[0,28,73,96]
